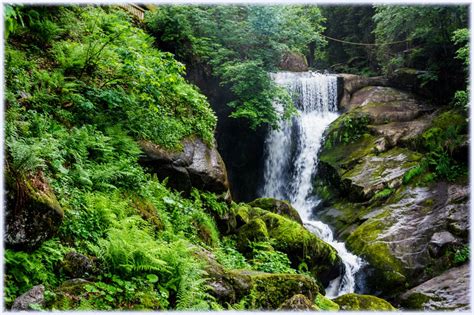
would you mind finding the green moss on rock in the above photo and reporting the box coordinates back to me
[232,271,319,310]
[333,293,396,311]
[248,198,302,224]
[314,293,340,311]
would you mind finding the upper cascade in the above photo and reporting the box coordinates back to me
[271,72,338,113]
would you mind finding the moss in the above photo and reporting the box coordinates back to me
[320,133,376,169]
[236,218,269,252]
[314,293,340,311]
[248,198,301,224]
[401,292,432,310]
[130,196,164,230]
[371,188,393,201]
[432,110,467,131]
[239,272,319,310]
[257,211,340,282]
[234,205,251,227]
[346,211,406,291]
[333,293,396,311]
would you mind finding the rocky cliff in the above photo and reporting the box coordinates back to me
[314,74,469,310]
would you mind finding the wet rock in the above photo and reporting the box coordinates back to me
[232,270,319,310]
[318,134,422,201]
[278,294,316,310]
[400,264,470,311]
[428,231,459,258]
[139,138,230,197]
[62,252,95,279]
[12,284,45,310]
[5,169,64,250]
[248,198,303,224]
[193,247,320,308]
[343,183,469,295]
[349,86,430,123]
[369,114,433,149]
[332,293,396,311]
[235,206,343,286]
[279,51,308,72]
[338,74,389,110]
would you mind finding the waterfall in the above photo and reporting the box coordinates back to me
[262,71,364,298]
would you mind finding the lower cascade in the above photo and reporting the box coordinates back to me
[261,71,364,298]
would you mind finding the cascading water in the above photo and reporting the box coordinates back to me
[261,71,364,298]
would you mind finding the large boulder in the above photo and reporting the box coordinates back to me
[234,205,343,287]
[319,183,469,297]
[193,247,320,309]
[400,264,470,311]
[248,198,303,224]
[349,86,431,123]
[11,284,45,310]
[332,293,396,311]
[318,133,422,201]
[5,169,64,250]
[279,51,308,72]
[139,138,230,198]
[337,73,389,110]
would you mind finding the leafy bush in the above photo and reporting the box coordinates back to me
[454,245,470,265]
[249,241,296,274]
[4,239,70,307]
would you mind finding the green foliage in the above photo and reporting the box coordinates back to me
[249,241,297,274]
[451,90,468,111]
[403,165,425,185]
[4,239,70,307]
[372,6,468,104]
[372,188,393,201]
[146,5,326,129]
[453,245,470,265]
[452,28,469,69]
[325,113,370,148]
[6,5,216,149]
[215,239,251,270]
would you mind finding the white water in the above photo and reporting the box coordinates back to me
[262,71,364,298]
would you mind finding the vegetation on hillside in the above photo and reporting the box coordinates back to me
[146,5,326,129]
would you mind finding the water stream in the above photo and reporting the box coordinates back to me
[261,71,364,298]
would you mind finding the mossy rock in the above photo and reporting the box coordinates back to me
[260,212,341,279]
[130,195,164,230]
[319,133,422,201]
[236,217,269,252]
[346,210,407,293]
[314,292,340,311]
[332,293,396,311]
[248,198,302,224]
[5,169,64,250]
[230,271,319,310]
[278,294,316,310]
[46,279,91,310]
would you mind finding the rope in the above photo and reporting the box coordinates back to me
[323,34,410,46]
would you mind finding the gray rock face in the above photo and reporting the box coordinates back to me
[12,284,45,310]
[279,52,308,72]
[350,86,430,124]
[400,264,470,311]
[338,74,389,110]
[5,170,64,250]
[343,183,469,295]
[139,138,230,197]
[369,115,433,149]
